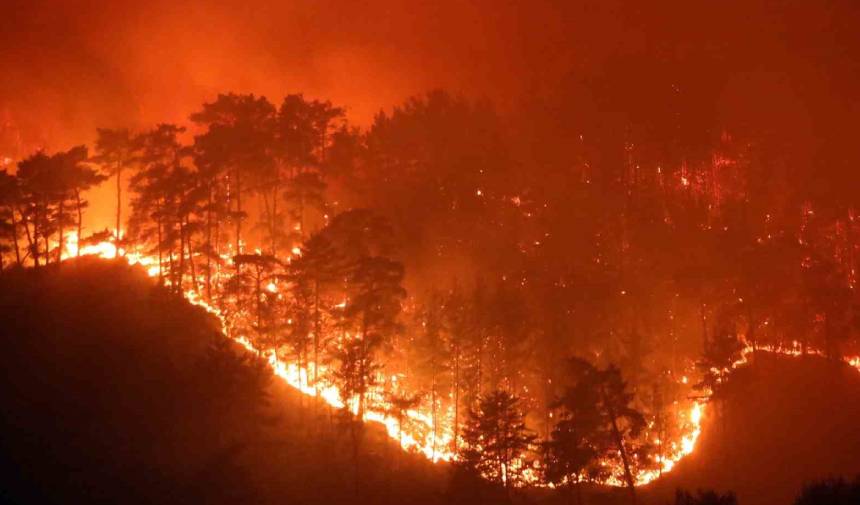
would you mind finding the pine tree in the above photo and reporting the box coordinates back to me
[228,253,282,352]
[459,390,535,493]
[560,358,650,505]
[191,93,276,256]
[340,255,405,416]
[0,170,21,268]
[57,146,107,258]
[289,232,342,395]
[92,128,137,254]
[542,393,606,505]
[128,124,188,285]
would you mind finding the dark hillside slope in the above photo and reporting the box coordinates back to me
[0,258,448,505]
[644,354,860,505]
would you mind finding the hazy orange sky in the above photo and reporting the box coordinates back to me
[1,0,571,149]
[2,0,859,231]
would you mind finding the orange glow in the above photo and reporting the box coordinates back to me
[62,233,860,487]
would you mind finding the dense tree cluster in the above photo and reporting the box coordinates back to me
[0,146,105,267]
[1,87,858,501]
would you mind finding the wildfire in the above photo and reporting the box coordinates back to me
[61,232,455,462]
[59,232,860,488]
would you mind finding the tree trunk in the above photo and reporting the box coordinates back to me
[431,371,438,461]
[453,343,461,451]
[157,215,163,285]
[606,396,637,505]
[313,278,321,396]
[10,208,20,266]
[255,267,262,333]
[42,203,49,264]
[178,218,186,292]
[56,198,65,263]
[115,163,122,257]
[75,191,83,257]
[168,244,175,291]
[20,205,35,267]
[206,184,213,300]
[235,166,242,254]
[357,312,369,418]
[298,192,306,241]
[186,216,197,293]
[476,333,484,398]
[272,183,279,251]
[262,189,274,256]
[214,195,221,296]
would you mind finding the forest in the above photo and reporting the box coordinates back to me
[1,1,860,503]
[0,87,858,504]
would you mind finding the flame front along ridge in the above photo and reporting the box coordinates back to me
[61,233,860,488]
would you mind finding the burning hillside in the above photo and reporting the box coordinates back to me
[3,2,860,503]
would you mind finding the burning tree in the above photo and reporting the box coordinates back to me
[339,255,406,416]
[228,253,282,353]
[289,232,342,394]
[413,289,453,461]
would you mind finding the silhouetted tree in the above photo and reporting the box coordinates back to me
[191,93,276,255]
[543,383,607,505]
[459,390,535,494]
[794,476,860,505]
[340,255,405,416]
[93,127,137,253]
[16,151,60,266]
[58,146,107,258]
[695,319,744,400]
[413,290,452,460]
[441,282,476,452]
[675,488,738,505]
[276,94,344,242]
[15,146,99,264]
[290,232,343,395]
[228,253,282,351]
[283,171,326,241]
[128,124,188,285]
[561,358,649,505]
[0,170,21,268]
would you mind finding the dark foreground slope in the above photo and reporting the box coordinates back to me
[643,353,860,505]
[0,258,449,505]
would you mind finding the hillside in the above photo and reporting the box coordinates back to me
[0,258,453,505]
[3,258,860,505]
[643,353,860,505]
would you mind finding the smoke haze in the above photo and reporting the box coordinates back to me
[2,0,860,229]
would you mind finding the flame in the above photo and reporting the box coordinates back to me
[61,232,454,462]
[60,231,860,488]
